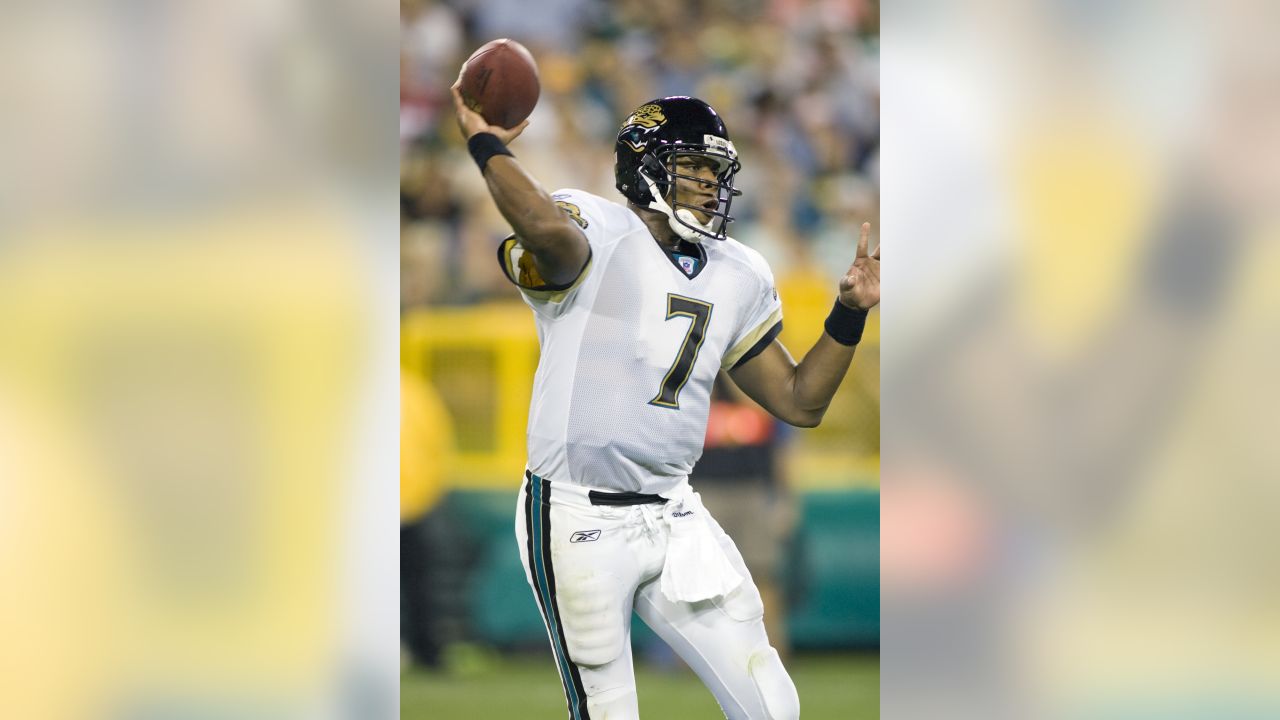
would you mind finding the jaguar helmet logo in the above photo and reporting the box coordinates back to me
[623,103,667,130]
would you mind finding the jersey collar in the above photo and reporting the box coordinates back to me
[657,236,708,280]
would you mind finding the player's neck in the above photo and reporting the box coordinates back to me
[628,202,682,252]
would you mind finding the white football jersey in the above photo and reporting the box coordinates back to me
[498,189,783,494]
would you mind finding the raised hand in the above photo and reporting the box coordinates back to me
[838,222,880,311]
[450,83,530,144]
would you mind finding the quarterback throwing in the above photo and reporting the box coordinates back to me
[452,84,879,720]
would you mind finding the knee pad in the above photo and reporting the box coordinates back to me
[747,646,800,720]
[557,572,626,667]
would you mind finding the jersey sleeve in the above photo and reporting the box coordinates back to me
[721,248,784,370]
[495,189,600,317]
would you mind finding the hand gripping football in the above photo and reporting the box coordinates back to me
[457,39,541,129]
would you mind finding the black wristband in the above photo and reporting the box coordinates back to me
[467,132,513,171]
[824,299,868,346]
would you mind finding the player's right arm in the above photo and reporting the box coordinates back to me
[450,84,589,287]
[728,223,880,428]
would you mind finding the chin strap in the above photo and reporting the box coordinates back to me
[641,171,717,243]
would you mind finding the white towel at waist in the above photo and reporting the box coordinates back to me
[658,481,743,603]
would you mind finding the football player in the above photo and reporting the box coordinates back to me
[451,86,879,720]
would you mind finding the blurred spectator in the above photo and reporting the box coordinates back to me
[400,370,456,668]
[692,374,799,658]
[400,0,462,148]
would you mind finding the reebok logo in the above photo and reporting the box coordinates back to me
[570,530,601,543]
[672,510,694,518]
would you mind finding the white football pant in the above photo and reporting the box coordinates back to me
[516,473,800,720]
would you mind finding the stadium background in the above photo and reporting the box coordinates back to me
[400,0,880,716]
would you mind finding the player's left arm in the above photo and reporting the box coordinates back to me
[729,222,880,428]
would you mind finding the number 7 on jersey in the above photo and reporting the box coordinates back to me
[649,294,713,409]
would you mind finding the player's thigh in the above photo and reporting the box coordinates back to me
[514,488,643,668]
[634,521,799,720]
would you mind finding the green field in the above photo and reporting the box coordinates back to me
[402,651,879,719]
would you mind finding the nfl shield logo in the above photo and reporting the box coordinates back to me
[678,256,696,275]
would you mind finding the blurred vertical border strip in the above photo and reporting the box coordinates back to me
[0,0,400,718]
[884,0,1280,719]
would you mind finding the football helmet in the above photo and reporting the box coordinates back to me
[615,96,742,242]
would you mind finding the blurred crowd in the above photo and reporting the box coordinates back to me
[401,0,880,308]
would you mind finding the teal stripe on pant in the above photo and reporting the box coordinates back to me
[528,474,588,719]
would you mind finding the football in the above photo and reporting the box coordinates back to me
[458,39,541,129]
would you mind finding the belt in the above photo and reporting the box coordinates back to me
[588,490,668,506]
[523,470,743,602]
[524,470,669,506]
